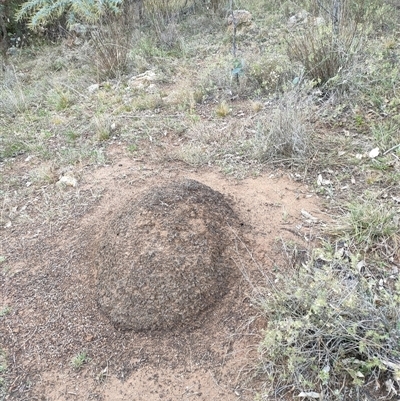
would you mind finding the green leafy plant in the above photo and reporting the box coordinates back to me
[0,307,11,317]
[127,144,138,152]
[16,0,123,29]
[246,54,287,93]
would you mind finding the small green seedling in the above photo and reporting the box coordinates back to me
[71,351,88,369]
[127,144,138,152]
[0,307,10,318]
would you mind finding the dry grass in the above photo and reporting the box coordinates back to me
[252,91,312,162]
[177,89,313,174]
[90,18,131,79]
[287,22,360,86]
[216,101,230,117]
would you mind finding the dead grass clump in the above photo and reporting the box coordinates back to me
[0,65,49,115]
[92,115,113,141]
[0,68,26,114]
[287,22,360,86]
[252,92,312,163]
[28,162,58,185]
[142,0,185,51]
[257,250,400,400]
[177,92,311,175]
[90,17,131,79]
[216,100,230,117]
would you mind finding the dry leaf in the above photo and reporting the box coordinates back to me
[297,391,320,398]
[368,147,380,158]
[301,210,318,222]
[317,174,331,186]
[391,195,400,204]
[357,260,366,272]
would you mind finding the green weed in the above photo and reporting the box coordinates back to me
[370,120,400,151]
[71,351,88,369]
[0,307,10,317]
[127,144,138,152]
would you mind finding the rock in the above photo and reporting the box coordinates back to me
[69,23,88,37]
[128,70,157,90]
[313,16,326,26]
[288,10,325,27]
[87,83,100,93]
[96,179,239,332]
[227,10,252,27]
[57,172,77,188]
[368,147,380,158]
[7,47,18,56]
[288,9,309,26]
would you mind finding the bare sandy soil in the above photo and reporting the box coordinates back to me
[1,145,327,400]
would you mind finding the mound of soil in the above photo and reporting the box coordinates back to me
[96,179,239,332]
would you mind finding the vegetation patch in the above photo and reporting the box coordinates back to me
[0,348,7,400]
[71,351,88,370]
[1,0,400,399]
[257,246,400,400]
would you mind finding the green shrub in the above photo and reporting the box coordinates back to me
[246,53,288,94]
[257,251,400,400]
[16,0,123,29]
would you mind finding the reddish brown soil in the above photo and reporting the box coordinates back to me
[0,147,327,400]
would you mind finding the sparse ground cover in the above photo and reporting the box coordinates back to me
[1,0,400,400]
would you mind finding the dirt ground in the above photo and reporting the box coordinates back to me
[1,145,327,400]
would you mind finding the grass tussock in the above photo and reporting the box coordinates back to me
[330,196,399,257]
[90,19,131,79]
[253,91,312,162]
[287,22,360,87]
